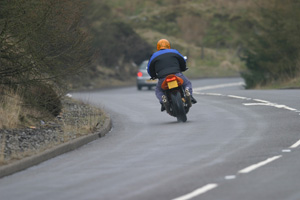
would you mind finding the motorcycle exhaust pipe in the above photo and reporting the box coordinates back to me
[162,95,167,103]
[162,95,172,115]
[185,88,192,107]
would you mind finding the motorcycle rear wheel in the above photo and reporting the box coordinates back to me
[171,92,187,122]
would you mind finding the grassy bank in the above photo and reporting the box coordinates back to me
[0,96,107,165]
[136,28,245,79]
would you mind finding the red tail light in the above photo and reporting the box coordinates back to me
[137,71,143,77]
[166,76,176,82]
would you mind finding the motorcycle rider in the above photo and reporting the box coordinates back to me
[147,39,197,111]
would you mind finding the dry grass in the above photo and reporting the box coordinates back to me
[61,113,105,141]
[59,99,107,143]
[0,85,107,165]
[136,28,245,78]
[255,75,300,89]
[0,88,54,129]
[0,89,22,129]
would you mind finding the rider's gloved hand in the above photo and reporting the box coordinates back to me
[181,67,189,72]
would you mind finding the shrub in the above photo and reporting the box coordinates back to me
[239,0,300,88]
[22,84,62,117]
[93,21,153,67]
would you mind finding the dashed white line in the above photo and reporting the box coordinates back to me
[193,82,299,188]
[172,184,218,200]
[239,155,282,174]
[282,149,291,153]
[225,175,236,180]
[290,139,300,148]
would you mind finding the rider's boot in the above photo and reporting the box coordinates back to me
[160,103,165,112]
[191,96,197,104]
[185,87,197,104]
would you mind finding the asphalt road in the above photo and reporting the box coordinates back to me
[1,77,300,200]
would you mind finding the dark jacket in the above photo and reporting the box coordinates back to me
[147,49,186,79]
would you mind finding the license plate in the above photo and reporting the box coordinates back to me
[167,80,178,89]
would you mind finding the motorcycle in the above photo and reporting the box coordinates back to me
[161,74,192,122]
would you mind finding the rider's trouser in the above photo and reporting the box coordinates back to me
[155,73,193,103]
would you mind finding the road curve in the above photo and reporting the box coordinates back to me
[0,77,300,200]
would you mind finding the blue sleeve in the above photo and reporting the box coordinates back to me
[147,59,151,75]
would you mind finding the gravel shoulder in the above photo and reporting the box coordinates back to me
[0,97,112,178]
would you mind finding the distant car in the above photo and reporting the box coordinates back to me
[136,60,158,90]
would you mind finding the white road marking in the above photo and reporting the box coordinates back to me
[278,106,297,111]
[282,149,291,153]
[239,155,282,174]
[254,99,270,103]
[198,92,223,96]
[290,139,300,148]
[273,104,297,111]
[244,102,299,112]
[194,82,299,113]
[252,99,298,111]
[189,83,300,195]
[227,95,251,100]
[195,85,299,178]
[194,82,243,92]
[201,91,299,113]
[172,184,218,200]
[225,175,236,180]
[243,103,268,106]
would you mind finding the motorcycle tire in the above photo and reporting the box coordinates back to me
[171,91,187,122]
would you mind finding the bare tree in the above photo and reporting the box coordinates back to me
[0,0,92,88]
[0,0,93,115]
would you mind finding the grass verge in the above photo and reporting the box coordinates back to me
[0,94,107,165]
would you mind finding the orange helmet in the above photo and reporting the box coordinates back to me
[157,39,171,51]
